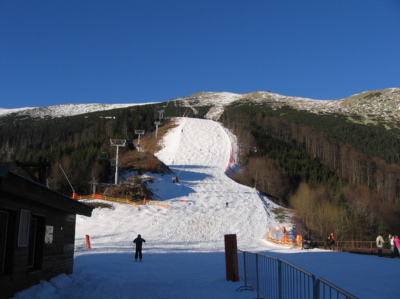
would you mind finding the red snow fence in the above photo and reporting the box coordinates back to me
[225,142,235,172]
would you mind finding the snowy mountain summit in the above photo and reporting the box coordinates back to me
[1,88,399,126]
[171,88,400,123]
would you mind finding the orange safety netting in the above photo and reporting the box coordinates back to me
[265,227,300,248]
[77,194,138,209]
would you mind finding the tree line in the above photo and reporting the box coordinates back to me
[221,102,400,240]
[0,101,211,196]
[0,104,166,195]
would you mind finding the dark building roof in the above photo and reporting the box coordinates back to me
[0,166,93,217]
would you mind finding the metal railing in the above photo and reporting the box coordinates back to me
[235,250,358,299]
[316,277,359,299]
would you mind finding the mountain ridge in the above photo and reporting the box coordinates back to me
[1,88,399,128]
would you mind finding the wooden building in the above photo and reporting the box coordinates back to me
[0,167,93,299]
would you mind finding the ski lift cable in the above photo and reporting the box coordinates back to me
[59,164,75,194]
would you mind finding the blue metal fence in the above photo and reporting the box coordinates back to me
[316,277,358,299]
[235,250,358,299]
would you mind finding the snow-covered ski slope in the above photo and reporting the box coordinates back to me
[152,117,276,252]
[12,118,398,299]
[71,117,282,256]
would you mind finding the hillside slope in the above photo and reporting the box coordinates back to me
[11,117,397,299]
[75,117,285,252]
[152,117,278,250]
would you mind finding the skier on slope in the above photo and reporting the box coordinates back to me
[133,234,146,262]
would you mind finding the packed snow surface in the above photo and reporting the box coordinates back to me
[12,118,398,299]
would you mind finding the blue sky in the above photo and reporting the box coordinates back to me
[1,0,399,109]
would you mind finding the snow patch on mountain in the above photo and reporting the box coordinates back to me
[1,88,400,126]
[0,102,156,118]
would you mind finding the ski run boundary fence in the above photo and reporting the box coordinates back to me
[235,250,358,299]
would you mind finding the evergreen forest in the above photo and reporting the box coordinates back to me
[221,102,400,241]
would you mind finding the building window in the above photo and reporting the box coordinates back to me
[18,209,31,247]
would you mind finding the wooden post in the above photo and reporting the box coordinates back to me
[224,234,239,281]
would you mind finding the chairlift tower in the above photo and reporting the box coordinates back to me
[154,121,161,137]
[135,130,145,152]
[88,177,98,194]
[158,110,165,120]
[110,139,126,185]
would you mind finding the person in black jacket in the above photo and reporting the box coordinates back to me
[133,234,146,262]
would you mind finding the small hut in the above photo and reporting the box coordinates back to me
[0,167,93,299]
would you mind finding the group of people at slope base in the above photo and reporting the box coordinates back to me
[377,234,400,258]
[324,233,400,257]
[133,234,146,262]
[301,233,335,250]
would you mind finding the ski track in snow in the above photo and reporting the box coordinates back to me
[11,117,397,299]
